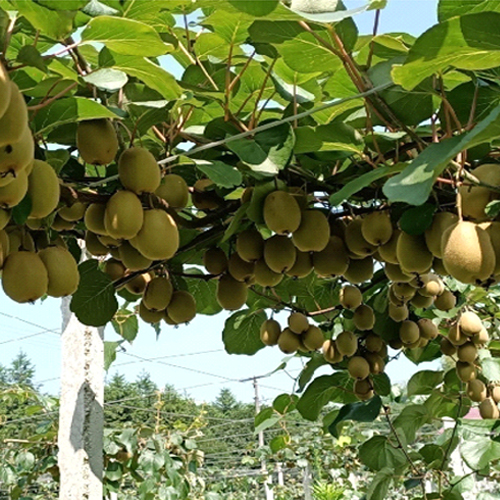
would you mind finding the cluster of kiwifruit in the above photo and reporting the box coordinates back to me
[259,312,324,354]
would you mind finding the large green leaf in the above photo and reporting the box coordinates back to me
[195,160,243,189]
[460,420,500,470]
[383,104,500,205]
[392,12,500,90]
[184,270,223,316]
[31,97,118,135]
[222,309,266,355]
[366,467,393,500]
[294,122,364,154]
[438,0,500,22]
[329,395,382,438]
[112,309,138,342]
[82,16,171,56]
[70,260,118,327]
[359,435,407,472]
[393,404,430,444]
[407,370,444,396]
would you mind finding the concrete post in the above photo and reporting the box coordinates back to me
[58,296,104,500]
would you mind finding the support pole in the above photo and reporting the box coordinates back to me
[58,296,104,500]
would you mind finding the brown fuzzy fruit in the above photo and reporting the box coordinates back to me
[456,361,477,383]
[118,147,161,194]
[365,333,383,353]
[388,303,409,322]
[457,342,478,363]
[335,331,358,357]
[278,327,302,354]
[0,126,34,184]
[166,290,196,324]
[76,119,118,165]
[203,248,228,275]
[138,300,164,324]
[103,259,126,281]
[378,229,400,264]
[440,337,457,356]
[342,256,373,284]
[143,276,173,311]
[302,325,324,351]
[125,273,151,295]
[260,319,281,346]
[384,262,412,283]
[339,285,362,310]
[236,228,264,263]
[347,356,370,380]
[38,247,80,298]
[313,236,349,277]
[27,160,60,219]
[466,379,487,403]
[228,253,255,283]
[424,212,459,258]
[397,232,433,274]
[263,235,296,274]
[0,63,11,119]
[479,397,499,419]
[84,203,108,236]
[0,169,28,208]
[399,320,420,345]
[288,312,309,334]
[253,259,283,287]
[292,210,330,252]
[263,191,301,235]
[434,290,456,311]
[155,174,189,209]
[365,352,385,375]
[417,318,438,340]
[353,304,375,331]
[322,339,343,363]
[286,250,313,278]
[344,218,377,257]
[0,82,28,147]
[459,311,483,336]
[354,378,374,400]
[217,274,248,311]
[361,211,392,246]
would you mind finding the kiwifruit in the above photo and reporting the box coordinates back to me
[353,378,373,400]
[457,342,478,363]
[343,256,373,284]
[253,258,283,287]
[388,287,405,307]
[263,190,301,235]
[344,218,377,257]
[339,285,362,310]
[27,160,60,219]
[85,231,109,256]
[155,174,189,208]
[397,232,433,274]
[392,282,416,302]
[0,82,28,147]
[0,126,34,184]
[0,63,11,119]
[84,203,108,236]
[440,337,457,356]
[76,119,118,165]
[203,248,228,275]
[143,276,173,311]
[2,251,48,303]
[410,292,434,309]
[263,235,296,274]
[0,169,28,208]
[424,212,458,258]
[192,179,222,211]
[236,228,264,263]
[125,272,151,295]
[118,147,161,194]
[51,214,75,231]
[347,356,370,380]
[288,312,309,334]
[313,236,349,277]
[335,331,358,356]
[134,209,179,261]
[418,274,444,297]
[479,221,500,275]
[361,211,392,246]
[442,221,495,284]
[322,339,343,363]
[384,262,412,282]
[472,327,489,346]
[163,312,177,326]
[479,397,500,419]
[365,333,383,353]
[38,247,80,297]
[432,258,448,276]
[104,191,144,240]
[166,290,196,324]
[103,258,126,281]
[138,300,164,324]
[378,229,400,264]
[377,342,388,359]
[456,361,477,383]
[118,241,152,271]
[434,289,456,311]
[459,164,500,220]
[260,319,281,346]
[0,209,9,230]
[25,218,43,231]
[389,338,404,350]
[0,229,9,267]
[353,304,375,331]
[97,234,121,249]
[287,186,309,209]
[491,386,500,404]
[459,311,483,336]
[217,273,248,310]
[302,325,324,351]
[228,253,255,283]
[365,352,385,375]
[466,379,487,403]
[286,250,313,278]
[278,327,302,354]
[448,323,468,346]
[399,320,420,345]
[417,318,438,340]
[292,210,330,252]
[389,302,409,322]
[58,202,87,222]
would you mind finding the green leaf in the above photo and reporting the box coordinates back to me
[372,372,391,396]
[104,341,122,371]
[481,357,500,381]
[9,0,76,40]
[398,204,436,235]
[460,433,500,470]
[358,435,407,472]
[32,97,118,135]
[296,372,355,421]
[392,12,500,90]
[222,309,266,355]
[227,0,279,16]
[105,461,123,481]
[254,407,280,432]
[383,104,500,205]
[407,370,444,396]
[298,353,328,392]
[393,404,430,444]
[100,49,182,101]
[272,394,298,414]
[82,16,170,57]
[228,122,295,176]
[290,1,375,24]
[70,260,118,327]
[269,435,290,453]
[438,0,500,22]
[195,160,243,188]
[366,467,393,500]
[221,203,248,243]
[82,68,128,92]
[16,45,47,72]
[419,443,445,468]
[11,193,32,225]
[112,309,138,342]
[485,199,500,218]
[184,270,222,316]
[329,395,382,438]
[329,164,405,206]
[294,122,364,154]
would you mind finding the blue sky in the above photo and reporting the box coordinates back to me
[0,0,439,405]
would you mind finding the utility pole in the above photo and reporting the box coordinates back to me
[58,295,104,500]
[253,376,274,500]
